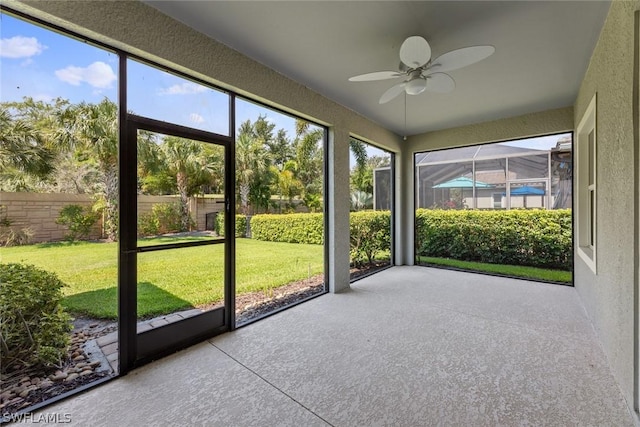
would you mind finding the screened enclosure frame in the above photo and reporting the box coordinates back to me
[0,5,330,413]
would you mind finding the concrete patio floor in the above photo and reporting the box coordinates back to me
[39,266,633,426]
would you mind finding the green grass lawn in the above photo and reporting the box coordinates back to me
[417,256,572,283]
[2,238,324,319]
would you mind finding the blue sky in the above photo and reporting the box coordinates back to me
[0,13,301,140]
[1,12,567,157]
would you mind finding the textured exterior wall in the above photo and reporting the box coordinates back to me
[409,107,574,153]
[573,0,640,411]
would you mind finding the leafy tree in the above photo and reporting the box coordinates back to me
[268,128,294,169]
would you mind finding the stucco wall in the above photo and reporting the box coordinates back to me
[409,106,574,152]
[573,0,640,412]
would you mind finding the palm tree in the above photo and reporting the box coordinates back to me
[0,107,55,190]
[63,99,157,241]
[235,132,269,215]
[160,136,223,230]
[64,99,119,240]
[274,163,302,212]
[293,119,323,207]
[349,138,369,195]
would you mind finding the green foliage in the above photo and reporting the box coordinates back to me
[302,193,322,213]
[215,214,248,238]
[350,190,373,211]
[350,211,390,266]
[250,212,393,266]
[415,209,572,270]
[138,203,192,237]
[251,213,324,244]
[55,204,99,241]
[0,263,72,373]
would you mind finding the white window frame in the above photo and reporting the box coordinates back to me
[576,94,597,273]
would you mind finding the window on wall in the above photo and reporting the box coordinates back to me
[577,94,597,272]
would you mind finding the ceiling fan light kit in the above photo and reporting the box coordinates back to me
[405,77,427,95]
[349,35,495,104]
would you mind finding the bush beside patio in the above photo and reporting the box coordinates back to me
[415,208,572,270]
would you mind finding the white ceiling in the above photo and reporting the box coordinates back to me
[146,1,610,136]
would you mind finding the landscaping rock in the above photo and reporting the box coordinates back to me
[50,372,68,381]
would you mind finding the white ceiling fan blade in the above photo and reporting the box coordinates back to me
[430,46,495,73]
[349,71,403,82]
[425,73,455,93]
[399,36,431,68]
[379,82,406,104]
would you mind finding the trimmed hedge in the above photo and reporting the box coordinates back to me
[215,214,248,238]
[251,213,324,244]
[415,209,572,270]
[246,209,571,270]
[350,211,390,266]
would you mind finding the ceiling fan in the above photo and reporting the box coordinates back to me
[349,36,495,104]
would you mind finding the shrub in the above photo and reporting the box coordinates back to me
[415,209,572,270]
[215,214,247,237]
[55,204,100,241]
[0,263,72,373]
[251,213,324,244]
[0,226,35,247]
[0,206,34,246]
[138,203,192,237]
[350,211,390,266]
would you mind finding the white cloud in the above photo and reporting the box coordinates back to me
[0,36,46,58]
[189,113,205,124]
[55,61,117,88]
[159,82,207,95]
